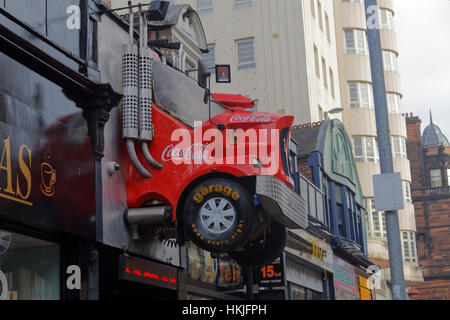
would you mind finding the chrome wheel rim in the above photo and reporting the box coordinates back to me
[200,198,236,234]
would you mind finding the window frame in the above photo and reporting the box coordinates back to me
[234,0,252,9]
[196,0,214,15]
[344,29,369,55]
[387,92,402,114]
[401,231,418,263]
[353,136,380,163]
[430,169,443,188]
[236,38,256,70]
[392,136,407,158]
[348,82,374,109]
[383,50,399,72]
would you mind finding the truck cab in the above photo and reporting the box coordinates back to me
[121,2,307,267]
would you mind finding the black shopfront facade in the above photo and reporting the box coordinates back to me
[0,0,120,300]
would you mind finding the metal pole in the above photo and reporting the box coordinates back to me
[363,0,408,300]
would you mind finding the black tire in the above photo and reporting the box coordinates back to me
[229,221,287,268]
[183,178,255,253]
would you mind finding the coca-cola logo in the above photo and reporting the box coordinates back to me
[229,114,273,123]
[161,143,213,162]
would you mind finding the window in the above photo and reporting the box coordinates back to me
[314,45,320,78]
[0,230,60,300]
[353,136,379,163]
[401,231,417,263]
[325,13,331,42]
[322,57,327,88]
[383,50,399,72]
[402,181,412,203]
[366,199,386,238]
[318,1,323,31]
[196,0,213,14]
[345,29,369,54]
[348,82,374,109]
[379,8,394,29]
[387,93,402,114]
[430,169,442,188]
[202,44,216,74]
[392,136,407,158]
[236,39,256,70]
[329,68,335,98]
[234,0,252,8]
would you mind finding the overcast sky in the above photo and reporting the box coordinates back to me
[395,0,450,136]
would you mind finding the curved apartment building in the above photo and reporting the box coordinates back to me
[333,0,423,290]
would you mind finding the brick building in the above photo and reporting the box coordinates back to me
[405,112,450,300]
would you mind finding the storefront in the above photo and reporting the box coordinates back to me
[284,229,335,300]
[290,120,374,300]
[177,242,245,300]
[0,0,121,300]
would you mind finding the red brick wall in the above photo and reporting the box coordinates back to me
[406,114,450,300]
[406,115,425,192]
[297,156,313,182]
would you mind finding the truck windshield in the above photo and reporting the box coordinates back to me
[152,60,226,128]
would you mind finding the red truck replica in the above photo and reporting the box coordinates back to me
[120,2,307,267]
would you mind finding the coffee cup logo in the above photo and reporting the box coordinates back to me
[40,162,57,197]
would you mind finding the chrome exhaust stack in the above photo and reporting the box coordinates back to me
[138,6,163,170]
[122,1,151,179]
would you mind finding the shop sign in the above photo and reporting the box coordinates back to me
[333,256,357,296]
[0,52,95,238]
[187,242,243,290]
[119,254,178,290]
[255,256,285,288]
[285,260,323,293]
[359,276,372,300]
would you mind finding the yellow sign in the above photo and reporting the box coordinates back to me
[0,137,32,206]
[359,276,372,300]
[40,162,57,197]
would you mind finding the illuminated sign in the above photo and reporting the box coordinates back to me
[255,256,285,288]
[119,255,178,290]
[333,256,357,296]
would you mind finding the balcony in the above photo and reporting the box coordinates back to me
[424,186,450,195]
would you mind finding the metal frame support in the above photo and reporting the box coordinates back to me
[363,0,408,300]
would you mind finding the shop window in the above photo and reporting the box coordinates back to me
[0,230,60,300]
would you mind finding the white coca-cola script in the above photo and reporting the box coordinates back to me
[161,143,213,162]
[229,114,273,123]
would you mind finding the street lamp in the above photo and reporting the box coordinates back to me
[324,107,344,120]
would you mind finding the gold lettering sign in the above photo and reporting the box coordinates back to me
[0,137,33,206]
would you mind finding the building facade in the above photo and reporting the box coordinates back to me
[112,0,343,124]
[406,112,450,300]
[0,0,121,300]
[332,0,423,291]
[289,119,374,300]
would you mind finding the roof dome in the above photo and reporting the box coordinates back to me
[422,110,450,148]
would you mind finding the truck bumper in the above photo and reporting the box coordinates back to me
[255,175,308,230]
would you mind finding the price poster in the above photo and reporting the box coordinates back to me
[255,255,285,288]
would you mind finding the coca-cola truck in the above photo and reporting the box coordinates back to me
[119,1,307,267]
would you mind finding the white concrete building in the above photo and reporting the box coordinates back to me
[111,0,342,125]
[109,0,423,295]
[332,0,423,290]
